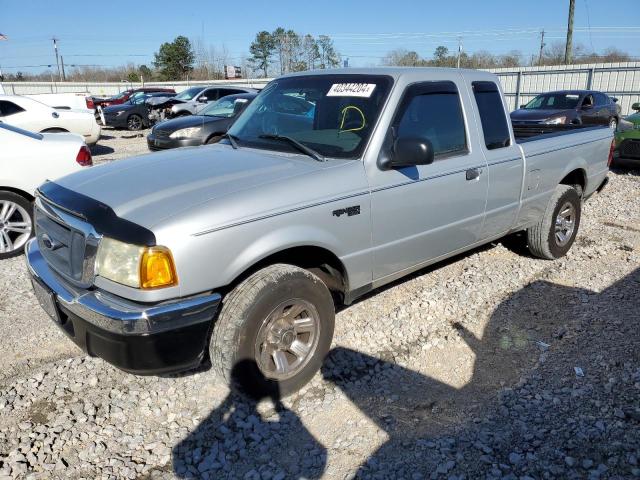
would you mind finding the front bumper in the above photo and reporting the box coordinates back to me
[147,133,202,151]
[103,112,129,129]
[25,239,221,375]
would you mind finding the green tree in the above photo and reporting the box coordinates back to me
[138,64,153,81]
[302,34,320,70]
[249,31,275,77]
[153,36,195,80]
[127,71,139,82]
[317,35,340,69]
[433,46,450,66]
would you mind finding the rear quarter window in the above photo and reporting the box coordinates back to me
[471,81,511,150]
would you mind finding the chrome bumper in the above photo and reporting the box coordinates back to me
[25,238,221,336]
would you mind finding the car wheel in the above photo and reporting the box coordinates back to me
[527,185,581,260]
[127,114,143,131]
[210,264,335,398]
[206,135,222,145]
[609,117,618,130]
[0,192,34,260]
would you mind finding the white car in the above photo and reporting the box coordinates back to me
[0,123,93,259]
[0,94,101,145]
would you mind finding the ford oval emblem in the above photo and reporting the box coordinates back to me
[41,234,61,251]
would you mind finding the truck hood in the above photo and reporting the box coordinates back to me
[53,144,331,229]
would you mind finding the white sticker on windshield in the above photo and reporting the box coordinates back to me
[327,83,376,98]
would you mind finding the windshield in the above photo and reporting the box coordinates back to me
[111,91,131,101]
[202,97,245,118]
[524,93,581,110]
[175,87,205,101]
[228,74,393,159]
[129,95,148,105]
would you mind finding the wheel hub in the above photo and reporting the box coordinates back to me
[554,201,576,247]
[255,299,320,380]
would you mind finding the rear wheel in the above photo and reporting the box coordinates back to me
[210,264,335,398]
[0,192,34,260]
[127,114,143,131]
[527,185,581,260]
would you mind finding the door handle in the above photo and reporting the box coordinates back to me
[466,168,481,181]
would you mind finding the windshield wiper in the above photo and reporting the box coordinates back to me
[258,134,325,162]
[222,133,240,149]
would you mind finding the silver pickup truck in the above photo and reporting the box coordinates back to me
[26,68,612,396]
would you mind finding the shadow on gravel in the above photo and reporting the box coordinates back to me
[322,268,640,478]
[172,269,639,479]
[90,144,115,156]
[172,360,327,479]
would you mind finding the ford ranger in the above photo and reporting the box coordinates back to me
[26,68,613,396]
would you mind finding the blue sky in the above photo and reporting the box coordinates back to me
[1,0,639,74]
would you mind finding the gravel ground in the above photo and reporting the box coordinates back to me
[0,133,638,479]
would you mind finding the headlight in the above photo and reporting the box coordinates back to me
[169,127,201,139]
[544,117,566,125]
[95,237,178,289]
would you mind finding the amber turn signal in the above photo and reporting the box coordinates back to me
[140,247,178,289]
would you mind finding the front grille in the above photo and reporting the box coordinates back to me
[35,198,98,287]
[154,129,170,138]
[620,139,640,159]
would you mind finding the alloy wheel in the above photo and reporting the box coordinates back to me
[0,200,32,255]
[254,299,320,380]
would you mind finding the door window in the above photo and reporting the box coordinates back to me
[202,89,219,101]
[594,93,608,106]
[393,81,467,159]
[0,101,25,117]
[472,81,511,150]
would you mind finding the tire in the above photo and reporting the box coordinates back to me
[127,114,143,131]
[206,135,222,145]
[210,264,335,398]
[527,185,581,260]
[0,192,34,260]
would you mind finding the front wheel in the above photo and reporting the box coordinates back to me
[127,114,143,131]
[0,192,34,260]
[527,185,581,260]
[210,264,335,398]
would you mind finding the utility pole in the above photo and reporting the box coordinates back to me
[538,29,546,66]
[565,0,575,65]
[60,56,66,81]
[457,37,463,69]
[52,37,62,81]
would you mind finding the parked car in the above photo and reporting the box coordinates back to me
[0,95,101,144]
[613,102,640,167]
[167,86,257,117]
[91,87,176,109]
[100,92,176,130]
[511,90,621,137]
[147,93,257,150]
[26,68,612,397]
[0,123,92,259]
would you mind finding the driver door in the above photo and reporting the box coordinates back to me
[367,80,488,282]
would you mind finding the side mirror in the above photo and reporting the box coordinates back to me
[379,137,434,170]
[612,97,619,103]
[632,102,640,111]
[519,104,526,109]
